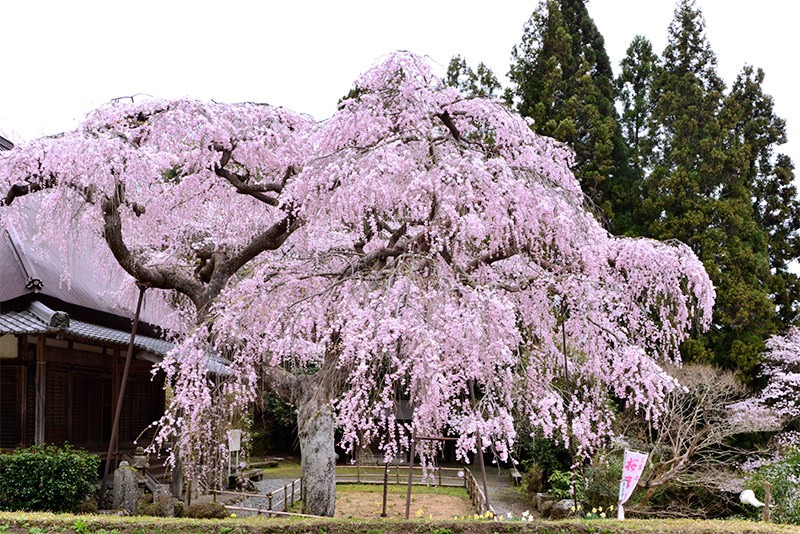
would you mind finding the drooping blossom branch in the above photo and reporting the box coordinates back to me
[0,53,715,500]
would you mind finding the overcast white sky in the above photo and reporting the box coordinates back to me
[1,0,797,172]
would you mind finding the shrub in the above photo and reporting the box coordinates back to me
[183,501,228,519]
[75,498,99,514]
[251,392,298,456]
[516,432,571,485]
[522,463,544,494]
[746,446,800,524]
[137,494,166,517]
[584,453,624,510]
[546,470,584,501]
[0,444,100,512]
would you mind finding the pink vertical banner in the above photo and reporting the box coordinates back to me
[617,449,648,520]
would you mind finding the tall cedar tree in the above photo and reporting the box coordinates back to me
[615,36,659,199]
[723,66,800,327]
[444,55,502,98]
[641,0,778,376]
[509,0,632,232]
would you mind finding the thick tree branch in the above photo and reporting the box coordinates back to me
[214,147,283,206]
[387,222,407,249]
[4,173,144,216]
[215,166,280,206]
[339,247,404,279]
[465,244,522,272]
[261,365,302,403]
[195,245,229,284]
[4,182,41,206]
[205,215,298,303]
[101,187,206,311]
[436,111,461,141]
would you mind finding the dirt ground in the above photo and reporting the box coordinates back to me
[335,490,475,520]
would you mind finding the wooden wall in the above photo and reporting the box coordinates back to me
[0,333,164,452]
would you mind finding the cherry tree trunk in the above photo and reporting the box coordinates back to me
[296,393,336,517]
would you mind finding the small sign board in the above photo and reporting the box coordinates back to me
[229,429,242,452]
[617,449,648,520]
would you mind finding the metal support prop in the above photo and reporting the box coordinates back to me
[99,284,146,507]
[469,379,491,512]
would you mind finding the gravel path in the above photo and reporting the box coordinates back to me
[480,467,537,519]
[230,477,300,517]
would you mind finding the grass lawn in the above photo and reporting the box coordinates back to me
[1,510,799,534]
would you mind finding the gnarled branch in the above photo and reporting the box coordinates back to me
[100,187,206,311]
[214,146,284,206]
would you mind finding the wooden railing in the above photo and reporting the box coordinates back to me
[214,465,491,518]
[463,467,494,516]
[336,464,465,487]
[213,478,302,517]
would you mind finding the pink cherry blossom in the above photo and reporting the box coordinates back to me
[1,52,714,514]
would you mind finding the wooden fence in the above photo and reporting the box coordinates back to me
[335,464,465,487]
[462,467,494,516]
[215,465,492,518]
[213,477,302,517]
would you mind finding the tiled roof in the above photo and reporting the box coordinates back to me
[1,201,167,327]
[68,318,174,356]
[0,309,52,334]
[0,302,174,357]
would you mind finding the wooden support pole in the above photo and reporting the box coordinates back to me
[381,462,389,517]
[99,285,146,507]
[763,482,771,523]
[405,433,416,519]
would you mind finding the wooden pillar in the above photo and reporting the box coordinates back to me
[18,362,27,447]
[34,334,46,445]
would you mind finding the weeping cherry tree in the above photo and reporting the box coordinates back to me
[0,52,714,516]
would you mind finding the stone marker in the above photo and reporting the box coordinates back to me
[113,461,141,515]
[154,484,175,517]
[550,498,578,519]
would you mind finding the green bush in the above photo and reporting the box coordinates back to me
[746,446,800,524]
[137,493,167,517]
[251,392,298,456]
[546,470,584,501]
[516,432,571,485]
[584,453,624,510]
[0,444,100,512]
[183,501,228,519]
[522,463,544,494]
